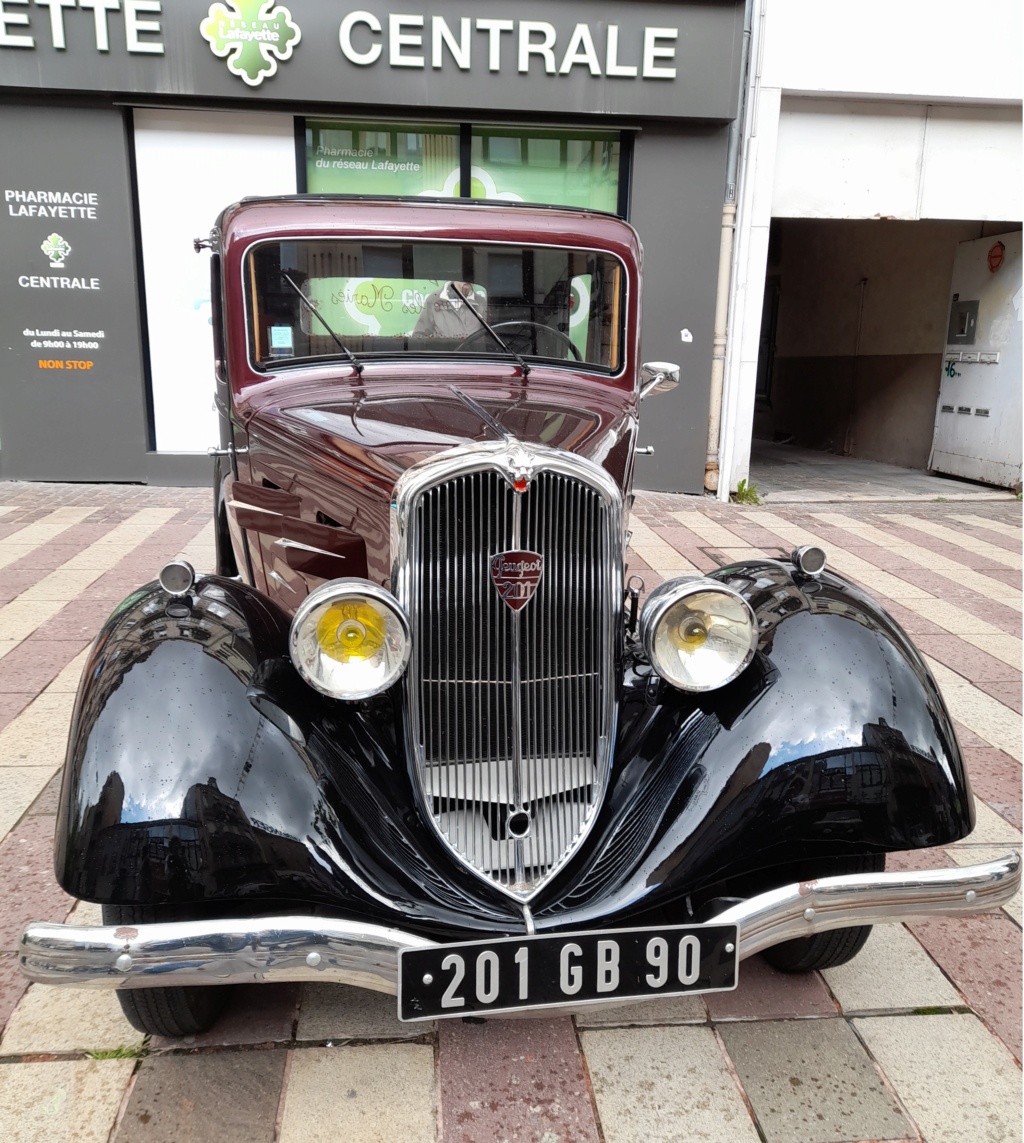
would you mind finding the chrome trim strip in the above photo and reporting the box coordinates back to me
[391,441,624,902]
[21,854,1019,994]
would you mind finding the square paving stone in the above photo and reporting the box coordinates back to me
[704,954,836,1021]
[856,1012,1022,1143]
[439,1017,600,1143]
[573,991,706,1028]
[581,1024,761,1143]
[0,1057,135,1143]
[296,983,431,1041]
[113,1048,287,1143]
[1,982,143,1056]
[278,1043,435,1143]
[822,923,961,1013]
[718,1017,911,1143]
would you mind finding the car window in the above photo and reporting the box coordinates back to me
[245,239,625,372]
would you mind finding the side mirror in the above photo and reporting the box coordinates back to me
[639,361,680,402]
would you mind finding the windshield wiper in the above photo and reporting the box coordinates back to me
[459,294,531,379]
[280,271,363,375]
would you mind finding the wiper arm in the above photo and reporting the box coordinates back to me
[280,271,363,375]
[460,293,531,379]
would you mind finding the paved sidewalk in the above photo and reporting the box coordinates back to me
[0,482,1020,1143]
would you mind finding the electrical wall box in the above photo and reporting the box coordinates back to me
[946,298,979,346]
[979,352,1000,364]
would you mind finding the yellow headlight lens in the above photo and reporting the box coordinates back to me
[641,579,757,692]
[670,610,709,651]
[316,601,387,662]
[289,580,411,700]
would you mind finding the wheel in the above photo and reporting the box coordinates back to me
[103,905,228,1036]
[458,321,581,360]
[760,853,885,973]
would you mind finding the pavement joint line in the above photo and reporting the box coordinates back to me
[570,1016,608,1143]
[880,513,1023,571]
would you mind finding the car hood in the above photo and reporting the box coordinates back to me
[245,371,639,494]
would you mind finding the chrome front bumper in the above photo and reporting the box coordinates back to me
[20,853,1020,994]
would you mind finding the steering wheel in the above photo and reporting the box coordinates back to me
[457,321,582,361]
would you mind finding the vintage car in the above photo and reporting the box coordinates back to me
[21,196,1019,1036]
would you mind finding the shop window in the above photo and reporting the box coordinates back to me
[471,127,620,213]
[303,120,627,215]
[306,120,461,196]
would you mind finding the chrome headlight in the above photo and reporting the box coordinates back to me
[640,578,757,693]
[289,579,411,700]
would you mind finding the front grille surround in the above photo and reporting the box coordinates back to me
[392,442,623,902]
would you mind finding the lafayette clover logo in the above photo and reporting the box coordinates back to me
[41,233,71,268]
[200,0,301,87]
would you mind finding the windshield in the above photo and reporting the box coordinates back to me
[245,238,625,372]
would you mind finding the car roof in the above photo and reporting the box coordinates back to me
[215,195,642,263]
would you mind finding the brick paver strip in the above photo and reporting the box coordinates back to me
[0,815,72,950]
[0,953,30,1038]
[908,912,1023,1060]
[881,513,1022,570]
[438,1017,600,1143]
[114,1050,287,1143]
[704,955,837,1022]
[963,746,1022,829]
[949,512,1023,546]
[718,1017,912,1143]
[148,983,300,1052]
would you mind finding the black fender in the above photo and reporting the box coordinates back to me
[532,560,974,926]
[55,576,524,936]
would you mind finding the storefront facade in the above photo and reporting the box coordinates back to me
[0,1,746,491]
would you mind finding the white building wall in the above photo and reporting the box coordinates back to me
[134,110,296,454]
[719,0,1023,497]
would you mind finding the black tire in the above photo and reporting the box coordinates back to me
[761,853,885,973]
[103,905,228,1036]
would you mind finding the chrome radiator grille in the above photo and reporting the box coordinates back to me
[397,448,620,900]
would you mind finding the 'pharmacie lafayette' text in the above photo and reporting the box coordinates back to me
[6,190,99,220]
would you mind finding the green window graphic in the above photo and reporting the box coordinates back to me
[305,122,623,213]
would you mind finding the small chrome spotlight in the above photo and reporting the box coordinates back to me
[158,560,196,596]
[792,545,827,578]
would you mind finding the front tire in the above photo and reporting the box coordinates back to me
[102,905,228,1036]
[761,853,885,973]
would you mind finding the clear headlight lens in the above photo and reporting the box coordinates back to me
[289,579,411,700]
[640,578,757,692]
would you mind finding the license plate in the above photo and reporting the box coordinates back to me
[398,923,738,1021]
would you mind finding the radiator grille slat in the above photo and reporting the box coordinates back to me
[407,464,615,898]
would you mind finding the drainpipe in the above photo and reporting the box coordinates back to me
[704,0,755,494]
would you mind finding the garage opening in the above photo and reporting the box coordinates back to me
[751,217,1021,485]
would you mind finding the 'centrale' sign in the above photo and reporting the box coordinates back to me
[336,14,679,79]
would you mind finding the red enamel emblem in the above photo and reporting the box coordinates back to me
[489,550,543,611]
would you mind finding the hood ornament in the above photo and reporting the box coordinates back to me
[490,550,543,611]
